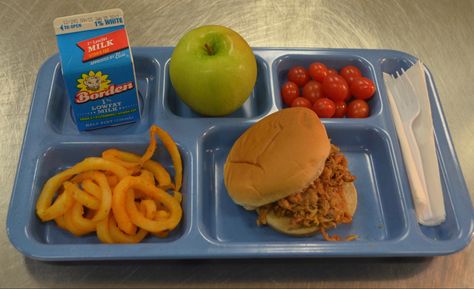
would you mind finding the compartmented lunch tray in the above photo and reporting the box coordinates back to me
[7,47,473,260]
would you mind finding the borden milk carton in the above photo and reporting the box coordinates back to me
[54,9,140,131]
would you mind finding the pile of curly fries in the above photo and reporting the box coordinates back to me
[35,125,183,243]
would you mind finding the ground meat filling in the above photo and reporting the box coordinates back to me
[257,144,356,240]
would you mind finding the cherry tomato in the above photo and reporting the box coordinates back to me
[302,80,324,103]
[322,74,350,102]
[340,65,362,84]
[308,62,328,82]
[350,77,376,100]
[290,97,312,109]
[288,66,310,87]
[312,98,336,118]
[327,68,338,76]
[347,99,370,118]
[281,81,300,106]
[334,101,347,118]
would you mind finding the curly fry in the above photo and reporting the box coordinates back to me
[140,130,157,165]
[38,183,75,221]
[173,191,183,203]
[87,172,112,222]
[138,199,156,219]
[102,149,141,170]
[155,210,170,220]
[138,169,155,185]
[69,202,96,233]
[63,202,91,237]
[122,177,182,233]
[62,172,111,222]
[71,169,125,186]
[69,182,100,210]
[153,231,170,238]
[102,149,173,189]
[139,199,157,219]
[96,214,114,244]
[102,148,139,162]
[106,175,120,188]
[81,179,102,200]
[108,214,148,243]
[36,158,129,221]
[143,160,173,190]
[149,125,183,191]
[54,214,68,230]
[112,177,137,234]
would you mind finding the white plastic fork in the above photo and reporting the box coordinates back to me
[400,62,446,225]
[384,72,432,223]
[392,69,429,195]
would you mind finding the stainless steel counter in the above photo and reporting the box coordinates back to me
[1,0,472,287]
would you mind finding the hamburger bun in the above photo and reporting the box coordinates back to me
[224,107,331,208]
[224,107,358,238]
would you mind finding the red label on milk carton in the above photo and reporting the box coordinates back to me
[77,29,129,62]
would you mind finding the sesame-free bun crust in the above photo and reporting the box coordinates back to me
[265,182,357,236]
[224,107,331,208]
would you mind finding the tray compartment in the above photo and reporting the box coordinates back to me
[273,53,382,117]
[198,123,407,243]
[45,55,160,135]
[380,56,469,242]
[27,142,190,245]
[164,56,272,118]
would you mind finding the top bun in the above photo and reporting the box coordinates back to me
[224,107,331,209]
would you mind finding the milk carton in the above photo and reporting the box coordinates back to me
[54,9,140,131]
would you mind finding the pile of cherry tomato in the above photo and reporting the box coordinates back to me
[280,63,376,118]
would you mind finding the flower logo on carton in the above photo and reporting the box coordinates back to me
[74,70,134,104]
[77,71,111,93]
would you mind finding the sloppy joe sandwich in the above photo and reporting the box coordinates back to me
[224,107,357,240]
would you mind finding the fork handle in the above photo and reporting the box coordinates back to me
[399,124,432,220]
[384,73,434,223]
[404,124,429,193]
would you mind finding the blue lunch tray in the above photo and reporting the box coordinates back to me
[6,47,474,260]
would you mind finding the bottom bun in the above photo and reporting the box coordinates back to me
[265,182,357,237]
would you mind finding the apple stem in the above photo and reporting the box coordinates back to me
[204,43,214,55]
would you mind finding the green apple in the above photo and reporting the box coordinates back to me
[169,25,257,116]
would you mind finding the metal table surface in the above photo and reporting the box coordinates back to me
[1,0,472,288]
